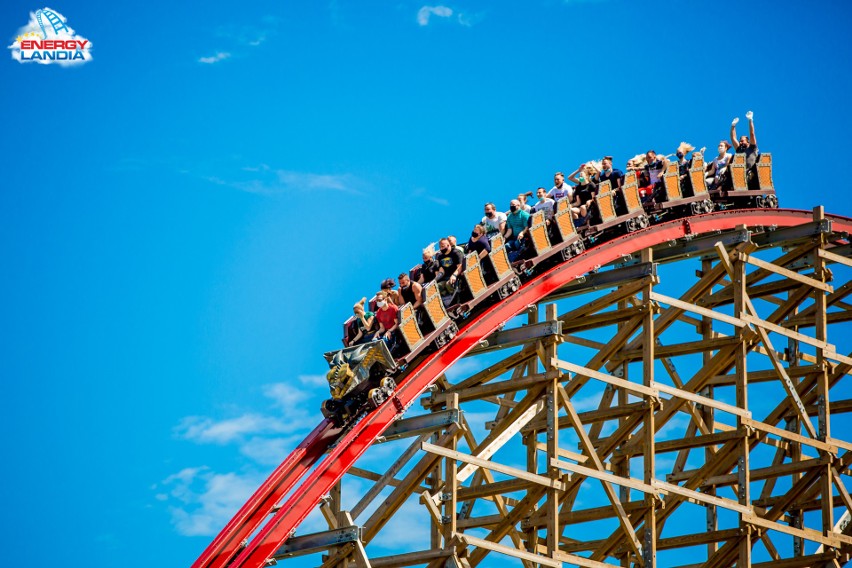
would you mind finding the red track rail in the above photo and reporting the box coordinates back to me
[193,208,852,568]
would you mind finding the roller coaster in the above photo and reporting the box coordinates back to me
[192,150,852,568]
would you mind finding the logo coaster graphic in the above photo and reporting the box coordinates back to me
[8,7,92,66]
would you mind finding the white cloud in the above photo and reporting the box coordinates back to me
[161,467,264,536]
[198,51,231,64]
[164,376,331,535]
[200,167,366,196]
[417,5,453,26]
[175,413,293,444]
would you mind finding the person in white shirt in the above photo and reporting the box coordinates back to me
[481,202,507,238]
[547,172,573,202]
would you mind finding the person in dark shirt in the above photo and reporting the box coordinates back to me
[397,272,423,309]
[435,237,464,295]
[643,150,668,203]
[417,248,440,285]
[730,110,760,187]
[569,163,599,219]
[596,156,624,190]
[465,224,492,257]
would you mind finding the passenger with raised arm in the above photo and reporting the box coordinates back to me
[706,140,733,190]
[380,278,402,307]
[627,154,645,173]
[348,298,376,345]
[397,272,423,310]
[596,156,624,190]
[547,172,573,202]
[465,224,492,257]
[417,248,440,285]
[481,203,507,239]
[374,290,400,350]
[730,111,759,185]
[517,192,533,213]
[435,237,464,295]
[505,198,530,253]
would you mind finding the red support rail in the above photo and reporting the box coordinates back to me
[193,209,852,568]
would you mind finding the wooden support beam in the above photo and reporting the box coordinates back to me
[422,442,564,490]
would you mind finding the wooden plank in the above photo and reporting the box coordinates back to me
[369,550,453,568]
[653,479,753,516]
[351,434,427,519]
[650,291,747,328]
[552,550,615,568]
[456,396,544,483]
[740,252,833,293]
[550,457,657,496]
[552,358,659,399]
[741,313,831,351]
[422,442,564,490]
[460,534,562,568]
[744,417,838,454]
[428,369,560,406]
[653,381,751,419]
[743,514,850,548]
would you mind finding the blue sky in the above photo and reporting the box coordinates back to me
[1,1,852,567]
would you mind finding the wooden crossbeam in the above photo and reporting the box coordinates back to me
[423,442,564,490]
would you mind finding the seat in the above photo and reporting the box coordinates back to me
[397,303,424,352]
[554,197,578,239]
[462,252,488,301]
[756,153,774,191]
[488,234,514,280]
[527,211,552,255]
[689,153,708,196]
[595,180,618,224]
[421,281,450,331]
[663,161,682,201]
[622,181,644,214]
[729,152,748,191]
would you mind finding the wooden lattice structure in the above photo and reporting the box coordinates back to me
[268,208,852,568]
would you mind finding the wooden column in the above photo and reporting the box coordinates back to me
[700,258,718,559]
[641,248,657,568]
[733,247,752,566]
[443,392,459,544]
[545,303,560,558]
[524,305,539,554]
[813,206,834,538]
[617,296,631,568]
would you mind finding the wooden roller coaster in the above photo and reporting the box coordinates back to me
[192,158,852,568]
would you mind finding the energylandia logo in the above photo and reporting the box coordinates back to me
[8,8,92,66]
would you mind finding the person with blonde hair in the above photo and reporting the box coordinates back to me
[348,298,376,346]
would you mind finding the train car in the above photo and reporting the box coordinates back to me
[649,158,714,218]
[712,151,778,209]
[514,199,585,274]
[322,149,781,427]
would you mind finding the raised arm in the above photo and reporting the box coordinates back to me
[746,111,757,147]
[729,117,739,148]
[567,165,583,184]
